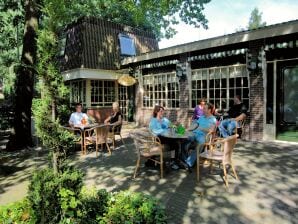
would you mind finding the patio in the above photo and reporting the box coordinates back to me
[0,125,297,224]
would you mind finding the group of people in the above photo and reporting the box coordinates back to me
[68,102,122,129]
[149,95,247,172]
[69,95,247,172]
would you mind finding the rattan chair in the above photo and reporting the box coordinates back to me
[85,124,112,156]
[197,134,239,188]
[108,123,125,149]
[130,130,164,178]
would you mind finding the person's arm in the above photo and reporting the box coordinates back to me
[234,113,246,121]
[112,113,122,126]
[192,107,198,120]
[104,116,111,124]
[69,113,74,126]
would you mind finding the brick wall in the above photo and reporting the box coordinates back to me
[247,40,264,141]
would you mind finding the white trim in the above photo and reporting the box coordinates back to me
[62,68,121,81]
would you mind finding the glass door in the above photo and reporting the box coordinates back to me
[276,60,298,142]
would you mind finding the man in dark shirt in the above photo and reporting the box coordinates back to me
[219,95,247,137]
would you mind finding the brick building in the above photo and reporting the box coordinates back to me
[122,20,298,142]
[61,18,298,142]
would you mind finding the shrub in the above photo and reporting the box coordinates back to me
[100,191,167,224]
[27,167,84,224]
[80,188,110,224]
[0,198,35,223]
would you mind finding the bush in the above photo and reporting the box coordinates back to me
[27,167,84,224]
[100,191,167,224]
[0,198,35,223]
[80,188,110,224]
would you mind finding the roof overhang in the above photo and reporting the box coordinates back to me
[122,20,298,65]
[61,68,121,81]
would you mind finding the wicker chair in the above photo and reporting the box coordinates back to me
[130,130,164,178]
[85,124,112,156]
[197,134,239,188]
[108,123,125,149]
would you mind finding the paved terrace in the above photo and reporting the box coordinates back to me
[0,125,297,224]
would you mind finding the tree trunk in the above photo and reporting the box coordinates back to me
[6,0,41,151]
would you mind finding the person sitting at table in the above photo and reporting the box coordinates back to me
[104,102,123,131]
[69,103,89,127]
[149,105,179,170]
[192,98,206,120]
[183,102,217,170]
[218,95,247,137]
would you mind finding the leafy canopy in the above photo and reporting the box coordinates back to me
[40,0,211,40]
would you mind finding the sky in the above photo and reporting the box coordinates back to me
[159,0,298,49]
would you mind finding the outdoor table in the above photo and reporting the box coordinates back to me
[70,123,103,154]
[160,130,194,160]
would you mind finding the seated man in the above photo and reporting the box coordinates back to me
[219,95,247,137]
[69,103,89,127]
[183,103,217,169]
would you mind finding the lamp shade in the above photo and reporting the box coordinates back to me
[117,74,136,86]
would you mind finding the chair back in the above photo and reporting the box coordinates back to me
[112,123,122,134]
[95,125,110,144]
[222,134,238,165]
[130,130,159,155]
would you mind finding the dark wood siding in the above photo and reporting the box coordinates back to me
[61,17,158,71]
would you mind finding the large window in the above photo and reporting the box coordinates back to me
[69,80,86,106]
[91,80,115,107]
[143,73,179,108]
[191,65,249,110]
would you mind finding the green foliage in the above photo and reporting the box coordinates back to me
[27,167,84,224]
[247,7,266,30]
[0,198,35,224]
[1,184,167,224]
[101,191,167,224]
[0,0,23,97]
[80,188,110,223]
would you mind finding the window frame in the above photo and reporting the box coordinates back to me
[191,64,249,110]
[90,80,116,107]
[142,72,179,109]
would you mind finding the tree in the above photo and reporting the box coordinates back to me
[6,0,41,150]
[6,0,211,154]
[247,7,266,30]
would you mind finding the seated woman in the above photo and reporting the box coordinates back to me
[183,102,217,169]
[192,98,206,120]
[149,105,179,170]
[104,102,122,131]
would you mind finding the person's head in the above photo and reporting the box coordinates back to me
[112,102,120,112]
[199,98,206,106]
[234,95,241,104]
[203,103,214,116]
[153,105,165,118]
[75,103,83,113]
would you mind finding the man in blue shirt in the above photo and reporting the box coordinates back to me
[183,103,217,169]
